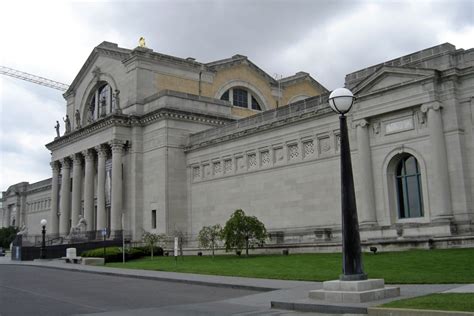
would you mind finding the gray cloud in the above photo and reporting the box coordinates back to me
[0,0,473,191]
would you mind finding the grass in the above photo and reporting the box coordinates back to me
[380,293,474,312]
[106,248,474,284]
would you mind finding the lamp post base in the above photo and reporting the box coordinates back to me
[339,273,368,281]
[309,279,399,303]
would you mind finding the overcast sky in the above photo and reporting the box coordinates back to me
[0,0,473,192]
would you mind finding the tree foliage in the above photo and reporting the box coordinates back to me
[221,209,267,256]
[0,226,18,248]
[198,224,222,257]
[142,232,166,260]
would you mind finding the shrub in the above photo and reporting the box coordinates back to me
[81,247,149,263]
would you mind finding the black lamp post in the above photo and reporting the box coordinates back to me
[40,219,47,259]
[328,88,367,281]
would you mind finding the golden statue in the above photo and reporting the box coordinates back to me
[139,37,146,48]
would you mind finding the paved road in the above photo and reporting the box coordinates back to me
[0,265,265,316]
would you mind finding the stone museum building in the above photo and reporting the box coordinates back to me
[1,41,473,250]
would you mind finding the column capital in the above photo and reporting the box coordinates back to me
[71,153,83,165]
[109,139,125,153]
[421,101,442,113]
[82,149,95,161]
[50,161,60,171]
[353,119,369,128]
[60,157,72,169]
[95,144,108,158]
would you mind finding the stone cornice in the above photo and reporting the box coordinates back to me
[186,95,332,151]
[45,108,234,151]
[122,46,205,72]
[45,114,131,151]
[26,184,52,195]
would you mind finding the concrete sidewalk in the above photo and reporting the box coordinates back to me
[1,255,471,315]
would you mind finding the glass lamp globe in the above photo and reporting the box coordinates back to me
[40,219,47,226]
[328,88,355,114]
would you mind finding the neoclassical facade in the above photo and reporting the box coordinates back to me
[1,42,473,249]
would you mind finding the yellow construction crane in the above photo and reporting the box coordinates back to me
[0,66,69,92]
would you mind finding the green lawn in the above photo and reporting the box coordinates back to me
[106,248,474,284]
[380,293,474,312]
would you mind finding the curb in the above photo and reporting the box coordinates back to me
[368,307,474,316]
[3,263,278,292]
[271,300,367,314]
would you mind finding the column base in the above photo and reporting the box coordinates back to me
[309,279,400,303]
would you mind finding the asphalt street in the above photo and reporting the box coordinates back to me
[0,265,264,316]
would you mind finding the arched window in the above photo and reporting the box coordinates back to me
[87,82,113,121]
[396,155,424,218]
[220,87,262,111]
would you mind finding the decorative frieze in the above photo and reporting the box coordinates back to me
[189,131,343,183]
[247,153,257,169]
[224,159,233,174]
[318,136,331,154]
[27,198,52,213]
[236,156,245,172]
[213,161,222,175]
[203,164,211,178]
[288,143,299,160]
[192,166,201,180]
[303,140,315,158]
[274,147,284,164]
[261,150,270,166]
[335,133,341,152]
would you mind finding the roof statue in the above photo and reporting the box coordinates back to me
[139,37,146,48]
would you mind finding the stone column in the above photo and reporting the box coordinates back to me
[6,207,11,227]
[355,119,377,225]
[71,153,83,227]
[83,149,95,231]
[59,158,72,235]
[50,161,60,236]
[110,140,124,234]
[96,145,108,231]
[421,102,452,221]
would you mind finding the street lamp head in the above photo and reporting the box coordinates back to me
[328,88,355,115]
[40,219,47,226]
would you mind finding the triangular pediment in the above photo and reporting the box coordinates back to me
[353,66,436,95]
[64,42,130,97]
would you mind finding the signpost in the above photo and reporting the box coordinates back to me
[174,237,178,266]
[102,228,107,261]
[122,213,125,264]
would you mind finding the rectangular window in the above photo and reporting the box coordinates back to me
[151,210,157,229]
[233,89,248,108]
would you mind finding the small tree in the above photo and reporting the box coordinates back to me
[197,224,222,258]
[0,227,18,248]
[142,232,166,260]
[221,209,267,256]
